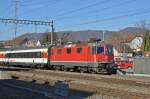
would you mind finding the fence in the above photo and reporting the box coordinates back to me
[133,57,150,74]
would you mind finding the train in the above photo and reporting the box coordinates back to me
[0,42,117,74]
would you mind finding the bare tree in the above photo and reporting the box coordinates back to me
[136,20,150,51]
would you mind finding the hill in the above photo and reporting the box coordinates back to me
[2,27,145,49]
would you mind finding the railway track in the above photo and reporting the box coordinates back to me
[33,69,150,87]
[3,67,149,99]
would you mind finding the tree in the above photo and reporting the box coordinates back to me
[143,30,150,51]
[136,20,150,51]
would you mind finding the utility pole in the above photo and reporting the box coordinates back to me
[14,0,19,39]
[102,31,105,42]
[13,0,19,46]
[51,20,54,45]
[35,24,37,33]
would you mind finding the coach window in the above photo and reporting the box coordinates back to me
[24,53,28,58]
[28,52,33,58]
[77,48,82,54]
[58,49,62,55]
[66,48,71,54]
[13,53,17,58]
[37,52,41,58]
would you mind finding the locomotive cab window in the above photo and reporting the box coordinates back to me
[66,48,71,54]
[77,48,82,54]
[97,47,104,54]
[92,46,104,54]
[107,47,113,55]
[92,46,96,54]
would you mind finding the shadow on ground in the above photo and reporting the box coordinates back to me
[0,78,94,99]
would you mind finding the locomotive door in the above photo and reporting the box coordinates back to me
[87,47,91,66]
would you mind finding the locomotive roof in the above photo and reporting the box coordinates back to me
[52,42,112,48]
[0,43,113,52]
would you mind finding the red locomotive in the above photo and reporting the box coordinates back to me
[50,43,116,74]
[0,42,117,74]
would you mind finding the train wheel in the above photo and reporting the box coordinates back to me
[105,63,117,75]
[53,66,60,71]
[61,66,68,71]
[91,70,96,74]
[88,68,94,74]
[79,67,87,73]
[80,69,84,73]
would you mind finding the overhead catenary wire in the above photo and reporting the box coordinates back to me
[54,0,137,21]
[57,8,150,29]
[58,19,150,32]
[19,0,63,17]
[96,20,150,30]
[52,0,113,19]
[20,0,43,6]
[20,0,58,7]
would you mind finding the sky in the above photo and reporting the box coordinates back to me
[0,0,150,40]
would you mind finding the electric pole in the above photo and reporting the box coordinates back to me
[35,24,37,33]
[51,20,54,45]
[14,0,19,39]
[102,31,105,42]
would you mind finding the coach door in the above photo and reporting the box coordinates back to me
[5,53,10,65]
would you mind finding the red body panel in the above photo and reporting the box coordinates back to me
[0,54,5,58]
[41,52,48,58]
[50,45,114,63]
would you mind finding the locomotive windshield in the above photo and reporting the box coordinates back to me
[107,47,113,55]
[92,46,104,54]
